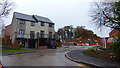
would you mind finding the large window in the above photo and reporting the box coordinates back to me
[41,22,45,26]
[30,31,35,39]
[19,20,25,24]
[49,32,52,38]
[40,31,44,38]
[49,23,52,27]
[18,29,25,38]
[18,29,25,35]
[31,21,35,26]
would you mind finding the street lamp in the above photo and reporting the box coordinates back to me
[68,29,70,40]
[99,11,107,48]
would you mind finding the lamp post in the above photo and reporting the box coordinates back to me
[99,12,106,48]
[68,29,70,40]
[65,30,68,47]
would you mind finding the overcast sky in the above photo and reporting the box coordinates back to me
[3,0,111,37]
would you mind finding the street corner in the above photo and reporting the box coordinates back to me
[65,50,119,68]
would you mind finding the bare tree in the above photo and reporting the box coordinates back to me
[0,0,14,36]
[0,0,14,18]
[89,0,119,29]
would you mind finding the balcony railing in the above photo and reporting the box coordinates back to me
[16,34,55,39]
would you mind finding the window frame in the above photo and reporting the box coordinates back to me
[49,32,52,38]
[49,23,52,27]
[30,21,35,27]
[30,31,35,39]
[18,29,25,35]
[40,31,44,38]
[41,22,45,26]
[19,20,25,24]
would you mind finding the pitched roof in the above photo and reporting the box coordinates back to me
[33,15,53,23]
[14,12,54,24]
[14,12,36,21]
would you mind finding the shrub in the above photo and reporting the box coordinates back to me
[87,48,97,53]
[111,35,120,62]
[111,41,120,53]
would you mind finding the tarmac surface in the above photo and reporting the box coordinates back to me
[1,46,118,68]
[1,46,92,68]
[65,50,120,68]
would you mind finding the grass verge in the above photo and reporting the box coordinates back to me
[0,48,37,53]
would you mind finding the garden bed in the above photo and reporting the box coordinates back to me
[83,49,120,64]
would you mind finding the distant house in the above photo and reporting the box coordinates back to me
[10,12,55,48]
[4,25,11,37]
[1,28,5,44]
[107,29,120,42]
[109,29,120,37]
[4,25,11,46]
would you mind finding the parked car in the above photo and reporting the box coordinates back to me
[48,40,57,49]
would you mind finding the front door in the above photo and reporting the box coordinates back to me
[29,31,35,48]
[28,39,36,48]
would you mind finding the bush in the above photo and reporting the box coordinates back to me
[111,41,120,53]
[111,35,120,62]
[87,48,97,53]
[106,45,113,50]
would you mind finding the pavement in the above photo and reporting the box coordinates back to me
[65,50,120,68]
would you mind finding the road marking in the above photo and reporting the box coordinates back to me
[77,64,85,66]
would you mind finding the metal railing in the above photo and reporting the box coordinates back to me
[16,34,55,39]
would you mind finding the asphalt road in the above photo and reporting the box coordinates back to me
[1,46,93,67]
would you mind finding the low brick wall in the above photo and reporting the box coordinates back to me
[57,42,62,47]
[38,46,48,49]
[10,43,19,48]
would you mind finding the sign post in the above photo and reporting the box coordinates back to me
[100,12,106,48]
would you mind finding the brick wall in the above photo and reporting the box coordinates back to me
[109,29,120,37]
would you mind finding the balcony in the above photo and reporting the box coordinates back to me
[16,34,30,38]
[16,34,55,39]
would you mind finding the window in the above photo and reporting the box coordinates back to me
[30,31,35,39]
[41,22,45,26]
[49,32,52,38]
[49,23,52,27]
[40,31,44,38]
[18,29,25,38]
[19,20,25,24]
[18,29,25,35]
[31,21,35,26]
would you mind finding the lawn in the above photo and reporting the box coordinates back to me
[0,42,2,46]
[0,48,37,53]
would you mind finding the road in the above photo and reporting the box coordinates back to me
[1,46,93,67]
